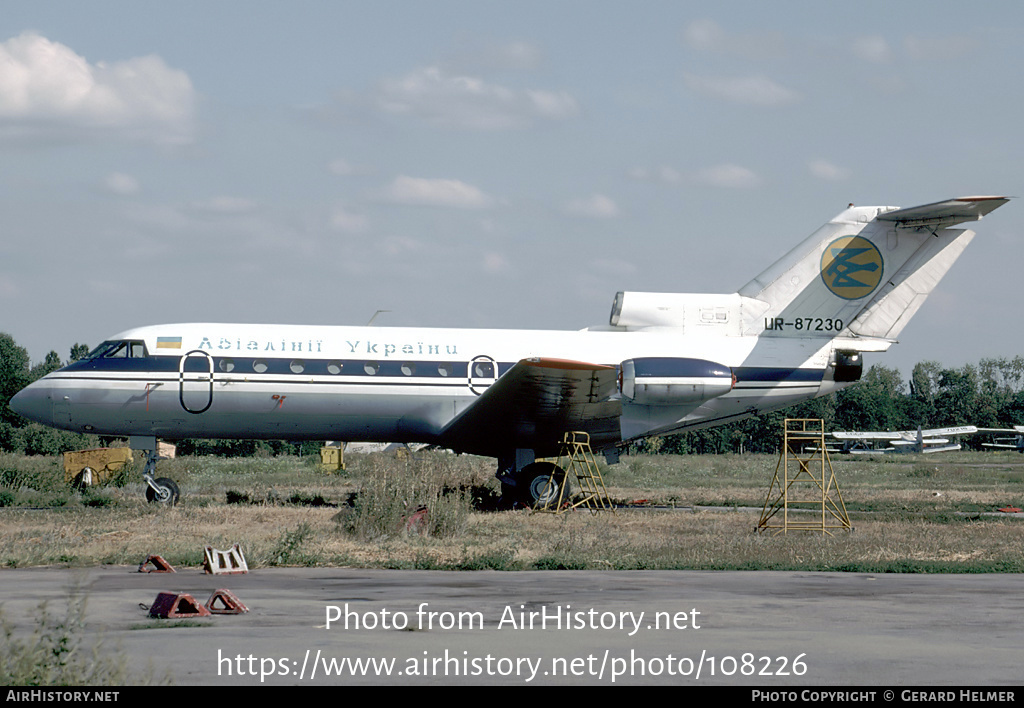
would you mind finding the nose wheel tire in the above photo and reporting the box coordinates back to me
[146,477,180,506]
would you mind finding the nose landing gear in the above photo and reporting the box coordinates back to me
[139,445,180,506]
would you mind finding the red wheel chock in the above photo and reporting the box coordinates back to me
[138,555,176,573]
[206,588,249,614]
[404,505,429,534]
[149,592,211,618]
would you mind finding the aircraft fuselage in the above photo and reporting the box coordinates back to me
[12,322,847,452]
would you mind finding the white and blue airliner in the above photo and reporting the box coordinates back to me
[11,197,1008,504]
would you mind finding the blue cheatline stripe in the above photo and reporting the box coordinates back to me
[61,355,822,386]
[630,357,731,379]
[61,355,518,379]
[733,367,823,383]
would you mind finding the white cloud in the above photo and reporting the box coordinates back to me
[695,164,761,189]
[903,34,977,61]
[456,41,544,72]
[103,172,140,195]
[374,65,578,130]
[682,19,787,60]
[563,194,620,219]
[381,175,495,209]
[628,165,682,184]
[482,252,510,273]
[0,274,19,298]
[808,159,850,182]
[0,32,195,143]
[683,19,726,52]
[590,258,638,276]
[853,35,892,63]
[330,206,369,233]
[379,236,422,256]
[328,158,356,176]
[684,73,799,106]
[191,196,258,214]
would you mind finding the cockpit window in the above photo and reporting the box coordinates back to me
[85,341,117,359]
[87,340,148,359]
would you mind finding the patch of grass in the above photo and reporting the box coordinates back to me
[0,594,131,685]
[533,556,589,570]
[287,492,335,507]
[341,456,472,540]
[270,522,314,566]
[453,547,519,571]
[131,620,210,630]
[0,450,1021,572]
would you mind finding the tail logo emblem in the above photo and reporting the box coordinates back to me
[820,236,883,300]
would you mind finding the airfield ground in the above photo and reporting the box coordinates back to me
[1,451,1022,686]
[1,450,1022,572]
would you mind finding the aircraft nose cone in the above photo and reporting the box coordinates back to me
[9,383,53,426]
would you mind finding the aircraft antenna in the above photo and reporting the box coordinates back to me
[366,310,391,326]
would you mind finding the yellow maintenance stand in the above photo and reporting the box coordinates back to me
[757,418,851,535]
[534,431,614,514]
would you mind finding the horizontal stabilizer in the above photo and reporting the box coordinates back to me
[878,196,1009,228]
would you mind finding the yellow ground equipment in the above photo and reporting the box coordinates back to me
[63,447,134,488]
[758,418,851,535]
[319,445,345,471]
[534,431,614,514]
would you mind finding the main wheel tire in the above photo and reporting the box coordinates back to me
[519,462,567,506]
[145,477,180,505]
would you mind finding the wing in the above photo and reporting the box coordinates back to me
[832,431,903,440]
[919,425,978,437]
[438,358,621,457]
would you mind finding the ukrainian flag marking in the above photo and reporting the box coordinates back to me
[156,337,182,349]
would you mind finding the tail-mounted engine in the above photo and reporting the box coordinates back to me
[829,350,863,383]
[620,357,735,406]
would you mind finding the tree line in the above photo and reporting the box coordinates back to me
[644,357,1024,454]
[2,331,1022,456]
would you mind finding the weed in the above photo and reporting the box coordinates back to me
[0,594,131,685]
[270,522,313,566]
[454,547,519,571]
[342,456,471,540]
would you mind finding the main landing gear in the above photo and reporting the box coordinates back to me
[498,452,568,507]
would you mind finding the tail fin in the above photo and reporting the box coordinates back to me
[740,196,1008,340]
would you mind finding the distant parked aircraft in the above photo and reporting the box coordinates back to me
[978,426,1024,452]
[831,426,979,454]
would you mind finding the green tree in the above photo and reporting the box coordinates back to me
[0,334,31,450]
[833,365,906,431]
[69,343,90,362]
[29,351,63,381]
[933,365,980,427]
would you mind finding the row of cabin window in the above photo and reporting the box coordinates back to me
[216,359,464,377]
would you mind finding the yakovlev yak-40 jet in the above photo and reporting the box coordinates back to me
[11,196,1009,504]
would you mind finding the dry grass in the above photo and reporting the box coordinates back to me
[0,450,1022,572]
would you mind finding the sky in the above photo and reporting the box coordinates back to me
[0,1,1020,380]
